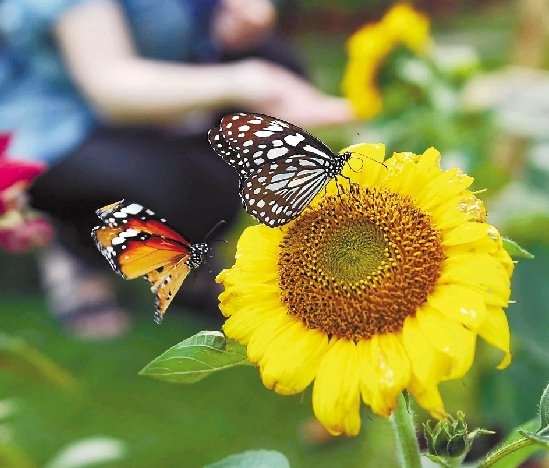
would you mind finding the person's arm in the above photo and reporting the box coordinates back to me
[55,0,354,126]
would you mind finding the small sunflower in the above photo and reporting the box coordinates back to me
[342,3,431,119]
[217,144,513,436]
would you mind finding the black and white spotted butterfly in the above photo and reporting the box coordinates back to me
[208,113,352,227]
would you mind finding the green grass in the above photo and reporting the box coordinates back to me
[0,292,397,468]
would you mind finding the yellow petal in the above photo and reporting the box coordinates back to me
[429,196,476,231]
[491,246,515,276]
[235,224,284,260]
[408,377,447,419]
[218,282,280,318]
[358,334,411,417]
[404,148,445,198]
[259,322,329,395]
[415,306,476,380]
[478,306,511,369]
[415,147,441,174]
[313,339,362,436]
[222,302,283,344]
[383,156,418,196]
[401,316,451,384]
[427,284,487,330]
[442,223,497,248]
[439,254,511,306]
[243,310,295,363]
[415,168,474,212]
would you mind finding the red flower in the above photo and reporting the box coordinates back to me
[0,133,52,252]
[0,217,54,253]
[0,133,45,214]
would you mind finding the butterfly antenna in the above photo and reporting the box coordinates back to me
[348,156,364,173]
[354,152,387,170]
[204,220,227,243]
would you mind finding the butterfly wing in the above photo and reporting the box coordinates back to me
[211,113,337,176]
[209,113,344,226]
[92,201,197,322]
[95,200,191,245]
[208,125,243,174]
[146,258,192,323]
[240,154,332,226]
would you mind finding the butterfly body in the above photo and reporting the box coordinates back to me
[208,113,352,227]
[91,200,208,323]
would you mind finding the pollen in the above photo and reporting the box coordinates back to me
[278,184,445,340]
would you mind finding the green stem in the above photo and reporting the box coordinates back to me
[390,393,422,468]
[478,437,534,467]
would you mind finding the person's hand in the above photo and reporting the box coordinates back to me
[212,0,276,52]
[232,59,356,128]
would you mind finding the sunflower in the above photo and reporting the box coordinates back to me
[217,144,513,436]
[342,4,431,119]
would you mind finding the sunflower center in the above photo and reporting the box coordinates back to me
[278,184,445,341]
[318,221,389,283]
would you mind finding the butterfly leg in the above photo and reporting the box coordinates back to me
[339,174,352,190]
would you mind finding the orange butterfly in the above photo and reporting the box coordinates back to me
[91,200,209,323]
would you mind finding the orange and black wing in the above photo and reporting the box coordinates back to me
[145,258,193,323]
[91,200,195,322]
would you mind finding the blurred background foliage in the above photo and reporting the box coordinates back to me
[1,1,548,467]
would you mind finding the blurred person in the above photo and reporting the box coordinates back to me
[0,0,354,338]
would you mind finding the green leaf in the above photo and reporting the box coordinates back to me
[139,331,251,384]
[205,450,290,468]
[0,333,76,392]
[502,237,534,259]
[518,430,549,449]
[539,383,549,429]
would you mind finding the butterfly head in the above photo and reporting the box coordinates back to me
[327,151,353,178]
[340,151,353,163]
[187,242,210,269]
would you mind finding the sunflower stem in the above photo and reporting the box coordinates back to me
[390,393,422,468]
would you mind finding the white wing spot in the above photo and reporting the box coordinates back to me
[285,134,305,146]
[112,236,124,245]
[304,144,331,158]
[122,203,144,215]
[255,131,274,138]
[238,125,250,131]
[243,140,253,147]
[267,147,289,159]
[122,229,140,237]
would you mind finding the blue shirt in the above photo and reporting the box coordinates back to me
[0,0,219,163]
